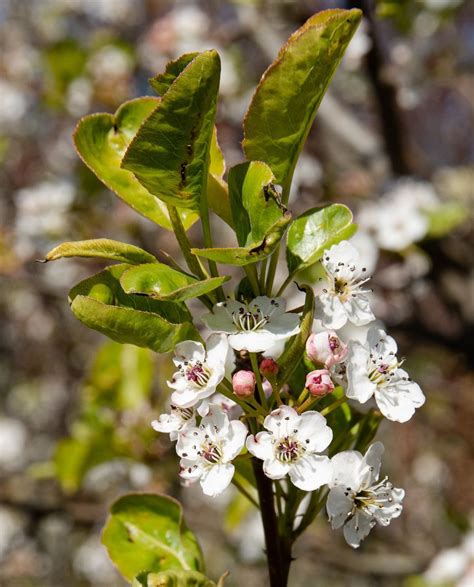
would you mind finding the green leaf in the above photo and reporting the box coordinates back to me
[277,286,314,387]
[149,53,200,96]
[74,98,197,230]
[191,213,291,266]
[207,128,233,226]
[69,265,199,353]
[122,51,220,211]
[286,204,355,275]
[243,9,362,190]
[120,263,230,301]
[44,238,158,265]
[102,494,204,581]
[133,570,218,587]
[229,161,286,246]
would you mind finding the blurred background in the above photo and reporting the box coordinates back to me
[0,0,473,585]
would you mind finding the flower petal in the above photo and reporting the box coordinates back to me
[263,405,300,437]
[246,431,274,461]
[200,463,235,496]
[173,341,206,364]
[342,295,375,327]
[288,454,332,491]
[316,292,348,330]
[297,411,333,453]
[222,420,248,461]
[375,380,425,423]
[327,486,354,529]
[263,457,290,480]
[330,450,363,490]
[228,330,276,352]
[343,511,375,548]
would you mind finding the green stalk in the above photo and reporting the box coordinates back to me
[244,264,261,297]
[320,396,348,417]
[167,204,206,279]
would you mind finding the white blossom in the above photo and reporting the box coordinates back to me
[246,405,333,491]
[176,406,247,497]
[168,334,229,408]
[346,327,425,422]
[316,241,375,329]
[151,405,196,441]
[202,296,300,353]
[327,442,404,548]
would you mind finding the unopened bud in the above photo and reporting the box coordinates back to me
[259,357,279,378]
[305,369,335,397]
[232,370,256,398]
[306,331,348,368]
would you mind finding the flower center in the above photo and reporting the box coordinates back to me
[200,441,223,464]
[231,300,279,332]
[171,405,194,422]
[275,435,305,463]
[181,361,211,388]
[367,351,404,387]
[322,258,371,301]
[352,477,396,514]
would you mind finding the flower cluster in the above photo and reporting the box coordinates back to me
[152,240,425,547]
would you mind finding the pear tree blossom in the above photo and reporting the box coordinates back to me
[168,334,229,408]
[315,241,375,330]
[327,442,404,548]
[246,405,333,491]
[151,405,196,441]
[176,406,248,497]
[202,296,300,353]
[345,326,425,422]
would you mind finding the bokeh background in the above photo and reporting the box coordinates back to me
[0,0,473,585]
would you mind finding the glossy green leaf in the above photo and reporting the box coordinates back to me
[277,286,314,387]
[122,51,220,211]
[44,238,158,265]
[192,213,291,266]
[69,265,199,352]
[133,570,218,587]
[102,494,204,581]
[149,53,199,96]
[74,98,197,230]
[243,9,362,189]
[286,204,355,275]
[229,161,285,246]
[120,263,230,301]
[207,128,232,226]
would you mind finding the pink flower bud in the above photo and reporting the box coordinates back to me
[259,357,279,378]
[232,370,256,398]
[306,331,348,368]
[305,369,335,397]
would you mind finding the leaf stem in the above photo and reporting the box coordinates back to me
[320,395,348,417]
[245,264,261,297]
[167,204,207,279]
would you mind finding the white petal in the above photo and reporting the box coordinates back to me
[205,333,230,369]
[174,341,206,364]
[265,313,300,337]
[252,296,286,316]
[375,380,425,423]
[263,458,290,480]
[372,487,404,525]
[151,414,181,434]
[228,330,276,352]
[323,241,360,274]
[246,432,274,461]
[366,327,398,356]
[327,486,354,529]
[330,450,363,490]
[176,429,203,459]
[288,454,332,491]
[202,405,230,434]
[264,405,300,437]
[343,511,375,548]
[342,295,375,327]
[316,292,348,330]
[297,411,333,453]
[200,463,235,496]
[359,442,384,486]
[221,420,248,461]
[171,387,202,408]
[202,301,242,333]
[179,458,203,482]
